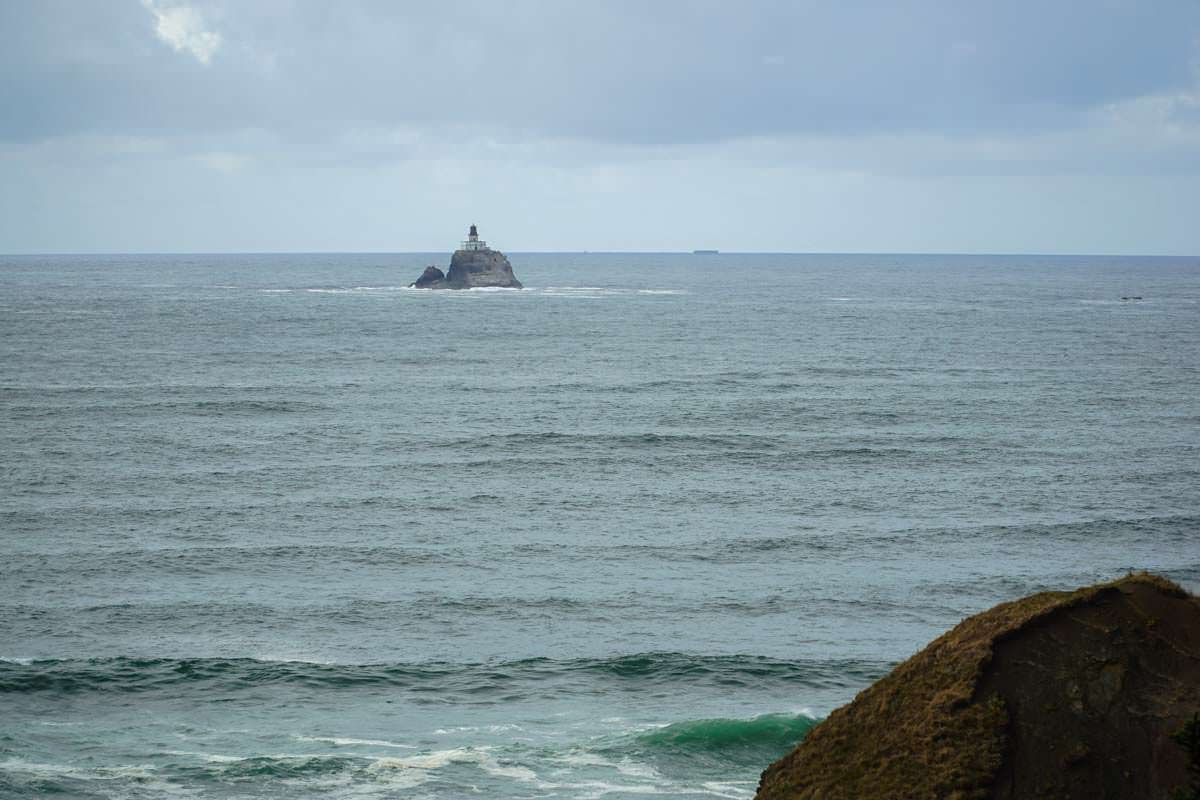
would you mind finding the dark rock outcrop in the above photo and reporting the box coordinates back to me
[756,573,1200,800]
[408,227,522,289]
[443,247,522,289]
[411,266,446,288]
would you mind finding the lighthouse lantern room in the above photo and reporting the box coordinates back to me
[461,224,488,251]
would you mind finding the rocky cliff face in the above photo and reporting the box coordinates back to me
[756,573,1200,800]
[409,249,522,289]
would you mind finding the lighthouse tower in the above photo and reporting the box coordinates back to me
[460,224,488,251]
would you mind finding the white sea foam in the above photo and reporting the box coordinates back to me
[550,778,669,797]
[480,761,539,782]
[277,771,426,799]
[174,752,242,764]
[538,289,609,299]
[304,286,406,293]
[0,759,196,798]
[699,781,757,798]
[357,768,428,790]
[254,284,683,299]
[295,736,415,749]
[250,653,339,665]
[553,751,619,768]
[0,758,81,776]
[0,656,34,664]
[361,747,547,792]
[614,760,661,779]
[203,754,246,763]
[432,723,522,735]
[160,749,242,762]
[546,750,664,788]
[94,764,160,780]
[367,747,486,771]
[531,286,686,298]
[163,752,347,768]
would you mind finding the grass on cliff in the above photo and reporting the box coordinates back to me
[756,572,1188,800]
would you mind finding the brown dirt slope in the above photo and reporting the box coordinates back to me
[755,573,1200,800]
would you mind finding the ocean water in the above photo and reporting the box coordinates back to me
[2,252,1198,799]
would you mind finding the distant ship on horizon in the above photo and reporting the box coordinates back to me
[692,249,719,254]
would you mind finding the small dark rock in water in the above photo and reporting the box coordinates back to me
[411,266,446,288]
[756,573,1200,800]
[408,225,523,289]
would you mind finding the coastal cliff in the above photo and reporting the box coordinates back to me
[756,573,1200,800]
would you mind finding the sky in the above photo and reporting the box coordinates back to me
[1,0,1199,254]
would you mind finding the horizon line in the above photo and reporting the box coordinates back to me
[2,250,1198,259]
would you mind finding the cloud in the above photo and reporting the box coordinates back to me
[141,0,221,65]
[5,2,1200,148]
[193,151,251,172]
[2,1,1200,253]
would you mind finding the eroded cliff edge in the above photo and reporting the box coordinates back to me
[756,573,1200,800]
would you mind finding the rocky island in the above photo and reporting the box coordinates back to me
[757,573,1200,800]
[409,225,523,289]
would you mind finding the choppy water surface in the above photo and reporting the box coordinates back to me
[2,252,1198,798]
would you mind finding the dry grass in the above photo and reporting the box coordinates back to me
[756,573,1190,800]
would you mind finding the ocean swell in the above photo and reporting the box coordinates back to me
[0,652,888,700]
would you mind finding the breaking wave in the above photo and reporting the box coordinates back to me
[629,713,819,767]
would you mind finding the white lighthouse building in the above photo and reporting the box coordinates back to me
[460,224,488,251]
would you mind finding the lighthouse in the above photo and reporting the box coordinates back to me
[410,223,521,288]
[461,223,488,252]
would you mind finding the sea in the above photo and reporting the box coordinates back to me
[2,252,1198,799]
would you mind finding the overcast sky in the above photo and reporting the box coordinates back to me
[2,1,1199,254]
